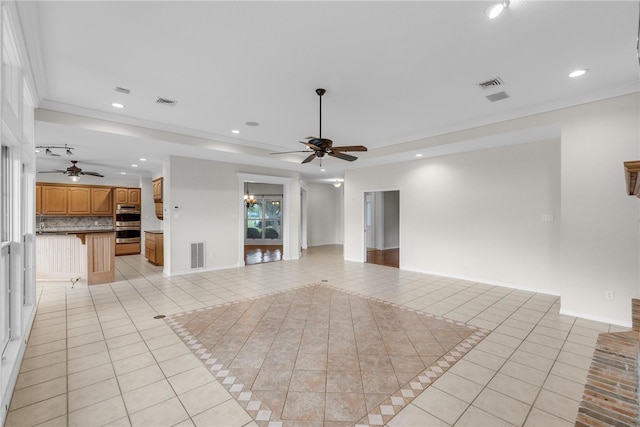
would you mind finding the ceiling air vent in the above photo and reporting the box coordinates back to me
[115,86,130,94]
[486,91,510,102]
[477,77,504,90]
[156,97,178,107]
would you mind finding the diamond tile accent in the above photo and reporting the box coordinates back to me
[166,284,487,426]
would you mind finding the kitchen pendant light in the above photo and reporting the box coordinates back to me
[244,183,257,208]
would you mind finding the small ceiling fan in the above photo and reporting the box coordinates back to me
[272,88,368,164]
[39,160,104,181]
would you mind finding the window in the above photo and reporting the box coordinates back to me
[245,196,282,242]
[1,145,11,353]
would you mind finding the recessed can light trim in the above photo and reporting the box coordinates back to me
[112,102,125,108]
[568,69,589,78]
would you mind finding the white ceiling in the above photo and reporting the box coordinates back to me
[21,1,640,182]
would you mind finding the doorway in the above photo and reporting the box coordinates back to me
[364,190,399,268]
[243,182,284,265]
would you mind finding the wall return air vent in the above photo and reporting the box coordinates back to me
[485,91,510,102]
[190,242,205,269]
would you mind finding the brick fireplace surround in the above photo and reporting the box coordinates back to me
[575,299,640,426]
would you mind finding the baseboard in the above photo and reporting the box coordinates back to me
[559,308,632,328]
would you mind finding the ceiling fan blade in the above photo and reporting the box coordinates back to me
[270,150,314,155]
[301,153,317,164]
[81,171,104,177]
[332,145,368,152]
[38,170,66,173]
[299,141,322,150]
[329,151,358,162]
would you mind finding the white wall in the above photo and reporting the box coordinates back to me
[559,94,640,325]
[307,182,342,246]
[345,93,640,326]
[166,156,301,275]
[346,139,562,295]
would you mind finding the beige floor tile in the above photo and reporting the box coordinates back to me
[67,340,108,360]
[388,403,450,427]
[68,362,115,391]
[499,360,547,387]
[33,414,68,427]
[122,379,177,414]
[20,349,66,373]
[168,366,215,395]
[178,380,232,416]
[455,406,514,427]
[9,377,67,410]
[68,395,128,427]
[549,361,588,384]
[23,339,67,359]
[411,387,468,425]
[68,351,112,374]
[15,361,67,389]
[524,407,574,427]
[460,349,506,371]
[152,342,193,362]
[145,332,184,350]
[68,377,121,412]
[508,349,555,372]
[473,388,530,426]
[446,359,496,386]
[542,374,584,402]
[191,398,253,427]
[432,372,483,404]
[117,363,167,393]
[67,331,105,348]
[106,332,143,349]
[109,341,149,361]
[112,351,156,376]
[533,389,580,422]
[487,372,540,405]
[129,396,190,427]
[5,394,67,427]
[67,322,103,337]
[159,352,206,377]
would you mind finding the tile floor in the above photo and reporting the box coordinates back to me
[5,245,627,426]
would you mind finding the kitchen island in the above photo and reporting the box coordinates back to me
[36,230,116,285]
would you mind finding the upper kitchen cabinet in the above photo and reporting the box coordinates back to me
[36,185,42,215]
[91,188,113,215]
[67,187,91,215]
[115,187,141,205]
[152,178,163,202]
[41,186,68,215]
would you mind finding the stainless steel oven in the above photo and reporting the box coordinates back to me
[115,205,141,245]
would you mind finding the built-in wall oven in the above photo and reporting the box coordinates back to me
[115,205,141,244]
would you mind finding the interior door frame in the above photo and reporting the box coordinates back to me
[362,188,401,265]
[237,173,293,266]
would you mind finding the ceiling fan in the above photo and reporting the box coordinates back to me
[39,160,104,181]
[272,88,367,164]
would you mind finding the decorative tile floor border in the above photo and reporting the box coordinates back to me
[165,283,489,427]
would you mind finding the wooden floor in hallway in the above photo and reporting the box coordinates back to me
[367,248,399,268]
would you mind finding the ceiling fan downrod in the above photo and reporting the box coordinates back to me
[316,88,325,139]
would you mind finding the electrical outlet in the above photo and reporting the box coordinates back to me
[605,291,614,301]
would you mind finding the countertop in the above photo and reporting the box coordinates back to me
[36,229,115,235]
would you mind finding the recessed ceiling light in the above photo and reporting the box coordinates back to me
[35,149,40,153]
[486,1,509,19]
[139,158,147,161]
[232,129,240,134]
[131,164,138,168]
[568,69,589,78]
[120,172,126,175]
[112,102,125,108]
[245,121,260,127]
[415,153,423,157]
[320,168,326,172]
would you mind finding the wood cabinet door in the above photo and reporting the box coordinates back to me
[91,188,113,215]
[36,185,42,214]
[42,186,68,215]
[68,187,91,215]
[128,188,141,205]
[152,178,163,202]
[115,188,129,204]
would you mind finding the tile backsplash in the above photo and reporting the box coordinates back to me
[37,216,114,231]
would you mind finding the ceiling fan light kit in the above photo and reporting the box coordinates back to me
[271,88,368,164]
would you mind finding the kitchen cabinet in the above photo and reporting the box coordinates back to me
[91,188,113,215]
[152,178,163,202]
[37,184,115,216]
[68,187,91,215]
[145,231,163,266]
[115,187,141,205]
[41,186,68,215]
[36,185,42,214]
